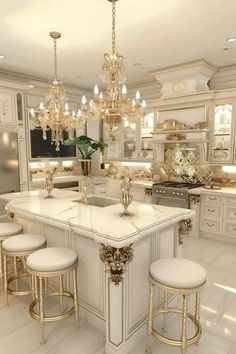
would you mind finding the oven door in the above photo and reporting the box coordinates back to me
[153,195,189,208]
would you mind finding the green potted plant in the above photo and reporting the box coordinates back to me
[64,135,107,175]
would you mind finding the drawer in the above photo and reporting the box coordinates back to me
[201,218,221,234]
[201,203,222,218]
[224,206,236,220]
[223,222,236,238]
[94,187,107,196]
[223,196,236,206]
[201,194,222,204]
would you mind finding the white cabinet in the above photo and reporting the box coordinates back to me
[200,193,236,242]
[0,89,16,127]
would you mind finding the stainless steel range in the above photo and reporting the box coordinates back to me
[152,181,203,208]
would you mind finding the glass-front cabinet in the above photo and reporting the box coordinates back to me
[104,111,155,161]
[209,102,236,163]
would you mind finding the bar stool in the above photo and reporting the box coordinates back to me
[0,222,23,289]
[146,258,207,354]
[2,233,46,305]
[26,247,79,344]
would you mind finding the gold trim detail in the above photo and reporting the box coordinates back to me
[189,194,200,205]
[100,243,134,285]
[178,219,193,245]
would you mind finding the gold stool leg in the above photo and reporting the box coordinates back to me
[145,282,153,353]
[13,256,18,291]
[162,291,168,332]
[39,276,46,344]
[181,294,188,354]
[59,275,64,313]
[3,254,8,306]
[73,269,79,327]
[195,292,201,344]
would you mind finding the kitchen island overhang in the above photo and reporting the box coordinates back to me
[1,189,195,354]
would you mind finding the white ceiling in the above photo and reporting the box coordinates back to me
[1,0,236,90]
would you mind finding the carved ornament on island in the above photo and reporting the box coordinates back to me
[99,243,134,285]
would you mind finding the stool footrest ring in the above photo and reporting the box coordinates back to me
[151,307,202,347]
[29,291,75,322]
[7,273,32,296]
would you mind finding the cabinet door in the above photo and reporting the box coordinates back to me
[123,119,138,160]
[0,89,16,126]
[140,112,155,161]
[209,103,233,163]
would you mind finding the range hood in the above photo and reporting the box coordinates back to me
[150,59,217,98]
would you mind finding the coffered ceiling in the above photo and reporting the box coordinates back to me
[1,0,236,89]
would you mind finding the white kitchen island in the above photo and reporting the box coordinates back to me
[1,189,195,354]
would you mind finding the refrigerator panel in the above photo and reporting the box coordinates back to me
[0,131,20,194]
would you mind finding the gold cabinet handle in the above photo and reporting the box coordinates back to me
[208,209,216,213]
[206,222,215,227]
[209,197,217,201]
[233,227,236,231]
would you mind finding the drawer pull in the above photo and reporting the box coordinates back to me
[209,197,217,201]
[233,227,236,232]
[206,222,215,227]
[100,191,106,194]
[208,208,215,213]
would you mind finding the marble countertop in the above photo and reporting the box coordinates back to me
[1,189,194,247]
[188,186,236,196]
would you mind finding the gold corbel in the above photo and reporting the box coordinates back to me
[178,219,193,245]
[99,243,134,285]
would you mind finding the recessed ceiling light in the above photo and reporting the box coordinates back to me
[0,55,6,59]
[227,37,236,43]
[223,47,229,51]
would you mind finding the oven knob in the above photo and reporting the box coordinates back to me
[181,193,184,196]
[177,192,180,196]
[163,191,166,194]
[173,191,176,195]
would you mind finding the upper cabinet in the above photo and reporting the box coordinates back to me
[0,89,17,127]
[104,111,155,161]
[209,101,236,163]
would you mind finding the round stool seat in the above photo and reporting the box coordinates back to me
[0,222,23,239]
[27,247,78,272]
[2,234,46,253]
[150,258,207,289]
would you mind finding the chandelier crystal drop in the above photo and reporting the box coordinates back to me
[30,31,84,151]
[79,0,146,141]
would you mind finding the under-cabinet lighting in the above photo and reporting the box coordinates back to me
[62,161,73,167]
[29,162,43,169]
[121,162,151,168]
[222,165,236,173]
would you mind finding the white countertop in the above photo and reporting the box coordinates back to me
[188,186,236,196]
[2,189,194,247]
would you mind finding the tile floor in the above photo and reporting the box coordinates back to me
[1,236,236,354]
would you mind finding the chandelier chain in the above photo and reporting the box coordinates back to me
[112,0,116,54]
[53,38,58,80]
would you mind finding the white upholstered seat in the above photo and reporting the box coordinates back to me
[27,247,78,272]
[150,258,207,289]
[2,234,46,252]
[0,222,23,239]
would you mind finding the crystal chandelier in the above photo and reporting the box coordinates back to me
[30,32,83,151]
[80,0,146,141]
